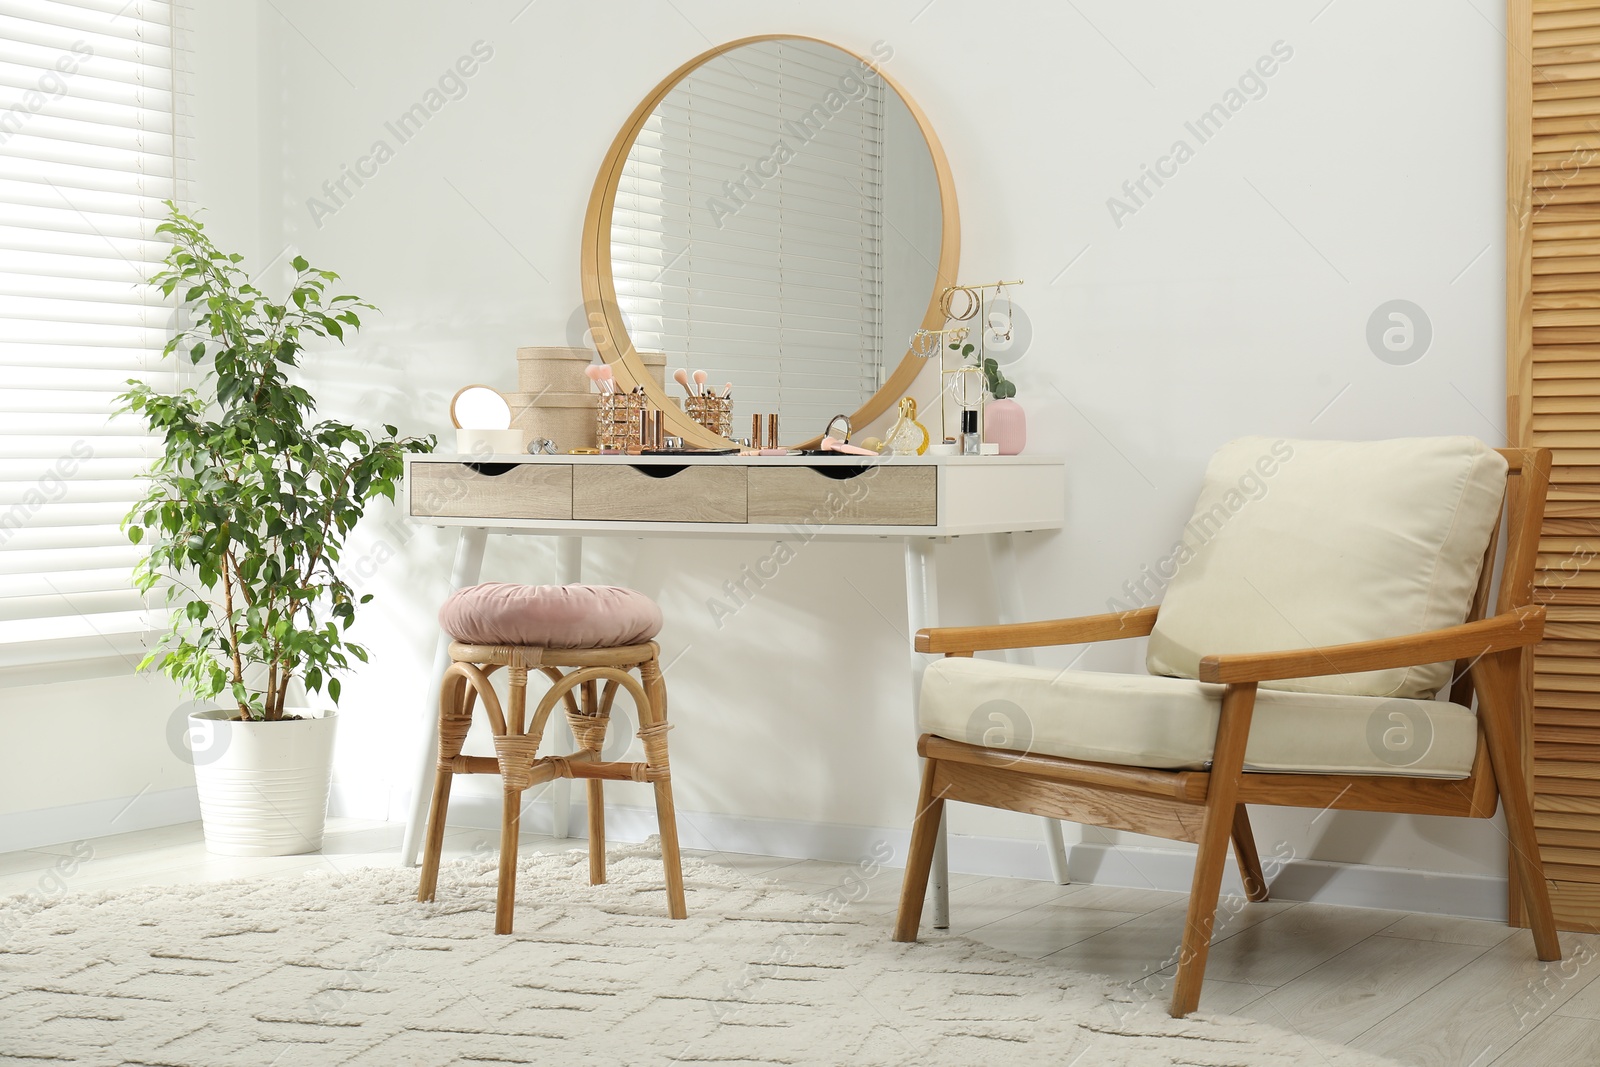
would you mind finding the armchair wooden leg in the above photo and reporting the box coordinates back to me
[1231,805,1270,903]
[1475,648,1562,961]
[895,758,945,942]
[495,786,522,935]
[1171,683,1257,1018]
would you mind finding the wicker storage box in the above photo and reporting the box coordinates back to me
[507,390,598,452]
[516,347,668,395]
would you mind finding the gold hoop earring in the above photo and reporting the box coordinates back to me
[941,285,979,321]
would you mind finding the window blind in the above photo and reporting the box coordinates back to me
[0,0,177,685]
[612,40,885,442]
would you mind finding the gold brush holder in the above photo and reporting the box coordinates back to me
[683,394,732,437]
[595,392,645,449]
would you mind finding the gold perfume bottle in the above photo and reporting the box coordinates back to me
[884,397,930,456]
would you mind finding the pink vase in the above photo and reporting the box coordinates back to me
[984,398,1026,455]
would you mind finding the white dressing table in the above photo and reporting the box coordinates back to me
[397,451,1067,927]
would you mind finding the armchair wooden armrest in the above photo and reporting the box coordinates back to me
[1197,605,1545,684]
[915,605,1159,655]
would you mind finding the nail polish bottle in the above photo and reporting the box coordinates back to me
[961,409,980,456]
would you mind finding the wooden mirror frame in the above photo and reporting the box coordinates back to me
[579,34,961,449]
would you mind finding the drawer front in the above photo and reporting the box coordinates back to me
[747,466,937,526]
[572,465,747,522]
[409,462,573,520]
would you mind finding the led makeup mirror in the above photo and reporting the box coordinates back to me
[449,384,523,455]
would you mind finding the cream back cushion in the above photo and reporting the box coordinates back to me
[1145,436,1507,699]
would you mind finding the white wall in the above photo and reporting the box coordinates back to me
[17,0,1513,906]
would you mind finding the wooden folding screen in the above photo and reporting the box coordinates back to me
[1508,0,1600,933]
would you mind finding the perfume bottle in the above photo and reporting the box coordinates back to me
[885,397,930,456]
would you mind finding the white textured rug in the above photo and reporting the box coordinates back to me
[0,845,1405,1067]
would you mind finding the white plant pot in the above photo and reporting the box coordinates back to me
[188,707,337,857]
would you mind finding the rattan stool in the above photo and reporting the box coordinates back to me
[415,635,687,932]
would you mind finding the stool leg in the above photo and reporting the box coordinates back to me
[639,657,687,920]
[419,673,471,902]
[496,786,522,935]
[416,770,453,902]
[496,660,532,935]
[572,678,613,886]
[587,779,606,885]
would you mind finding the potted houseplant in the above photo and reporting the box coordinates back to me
[120,204,433,856]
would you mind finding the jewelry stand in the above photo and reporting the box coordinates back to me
[930,279,1023,448]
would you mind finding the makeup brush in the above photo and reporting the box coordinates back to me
[673,368,692,396]
[721,382,733,399]
[584,365,609,393]
[692,369,709,397]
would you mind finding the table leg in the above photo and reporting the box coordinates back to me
[985,533,1071,886]
[904,537,949,929]
[549,536,583,839]
[400,526,488,866]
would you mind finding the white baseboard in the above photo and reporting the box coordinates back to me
[438,792,1511,922]
[0,786,199,854]
[6,786,1510,922]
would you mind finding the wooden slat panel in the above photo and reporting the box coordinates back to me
[1537,671,1600,690]
[1533,307,1600,324]
[1532,291,1600,310]
[1536,793,1600,814]
[1536,655,1600,673]
[1533,253,1600,273]
[1533,94,1600,114]
[1535,45,1600,67]
[1517,1,1600,931]
[1535,6,1600,32]
[1535,397,1600,414]
[1534,75,1600,100]
[1537,27,1600,52]
[1536,587,1600,604]
[1536,827,1600,849]
[1536,776,1600,798]
[1537,708,1600,728]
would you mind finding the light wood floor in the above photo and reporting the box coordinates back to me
[3,819,1598,1066]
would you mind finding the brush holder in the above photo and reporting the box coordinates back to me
[595,392,645,449]
[683,394,732,438]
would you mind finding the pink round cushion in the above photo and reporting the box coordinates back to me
[439,583,663,649]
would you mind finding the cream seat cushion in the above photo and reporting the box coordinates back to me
[1145,436,1507,699]
[919,656,1479,778]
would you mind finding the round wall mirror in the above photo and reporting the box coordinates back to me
[581,35,959,448]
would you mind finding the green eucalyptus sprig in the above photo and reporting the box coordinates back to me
[119,203,435,722]
[948,340,1017,400]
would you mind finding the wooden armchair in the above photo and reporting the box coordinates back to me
[892,439,1562,1018]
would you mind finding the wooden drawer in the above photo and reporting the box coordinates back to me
[747,465,937,526]
[409,462,572,520]
[572,464,747,522]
